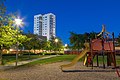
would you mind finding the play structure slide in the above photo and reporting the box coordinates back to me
[61,47,89,69]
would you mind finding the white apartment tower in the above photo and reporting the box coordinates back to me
[34,13,56,40]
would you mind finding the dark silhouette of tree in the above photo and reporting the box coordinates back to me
[69,31,98,50]
[89,31,98,39]
[118,33,120,46]
[69,32,84,51]
[0,0,6,26]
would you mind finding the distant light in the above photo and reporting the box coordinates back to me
[65,44,68,47]
[9,49,14,51]
[55,38,58,43]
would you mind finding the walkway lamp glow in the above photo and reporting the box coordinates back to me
[55,38,58,43]
[55,38,59,53]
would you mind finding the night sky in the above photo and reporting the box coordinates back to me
[5,0,120,44]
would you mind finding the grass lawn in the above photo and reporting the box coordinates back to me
[93,55,120,65]
[26,55,77,66]
[2,54,46,65]
[115,56,120,65]
[25,54,120,66]
[2,54,120,67]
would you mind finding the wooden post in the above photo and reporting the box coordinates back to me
[90,38,93,69]
[112,32,116,67]
[96,52,99,67]
[102,32,105,69]
[107,53,111,66]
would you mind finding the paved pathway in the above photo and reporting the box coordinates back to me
[0,55,59,70]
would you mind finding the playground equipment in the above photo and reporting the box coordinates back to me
[61,43,90,68]
[61,25,120,77]
[85,25,116,68]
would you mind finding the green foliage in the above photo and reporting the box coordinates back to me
[43,40,51,50]
[49,37,64,51]
[18,31,31,48]
[23,33,46,51]
[0,25,29,50]
[23,33,64,53]
[0,26,16,49]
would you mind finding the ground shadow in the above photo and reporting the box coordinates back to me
[62,69,116,72]
[61,65,120,72]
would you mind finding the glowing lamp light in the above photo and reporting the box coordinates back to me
[15,18,23,26]
[55,39,58,43]
[65,44,68,47]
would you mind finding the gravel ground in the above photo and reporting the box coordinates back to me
[0,62,119,80]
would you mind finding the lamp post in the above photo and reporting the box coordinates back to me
[64,44,68,50]
[14,18,23,66]
[55,38,58,53]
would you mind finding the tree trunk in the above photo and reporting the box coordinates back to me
[0,48,3,65]
[29,49,30,59]
[34,46,35,54]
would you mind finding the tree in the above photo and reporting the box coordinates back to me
[0,0,6,15]
[0,24,29,64]
[0,26,16,46]
[89,31,98,39]
[23,33,47,54]
[0,0,6,26]
[18,33,30,51]
[69,32,84,51]
[0,25,16,64]
[0,0,18,27]
[69,31,99,51]
[43,40,51,52]
[48,37,64,53]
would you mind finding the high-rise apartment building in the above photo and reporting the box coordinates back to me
[34,13,56,40]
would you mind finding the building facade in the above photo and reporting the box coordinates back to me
[34,13,56,40]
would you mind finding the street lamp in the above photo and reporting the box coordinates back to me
[64,44,68,51]
[55,38,58,43]
[14,18,23,66]
[64,43,67,48]
[55,38,58,53]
